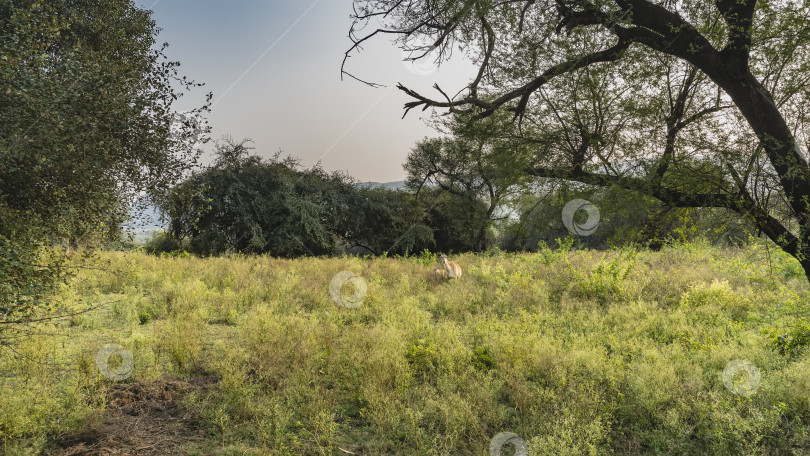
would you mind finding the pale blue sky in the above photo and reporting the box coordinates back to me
[137,0,474,182]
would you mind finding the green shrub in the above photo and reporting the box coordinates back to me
[471,346,494,372]
[143,230,186,255]
[767,320,810,357]
[405,338,440,379]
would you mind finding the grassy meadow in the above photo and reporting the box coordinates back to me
[1,241,810,455]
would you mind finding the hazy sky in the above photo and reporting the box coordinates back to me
[136,0,475,183]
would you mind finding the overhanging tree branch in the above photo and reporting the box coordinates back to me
[399,37,632,119]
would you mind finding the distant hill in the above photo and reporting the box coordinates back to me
[357,181,407,191]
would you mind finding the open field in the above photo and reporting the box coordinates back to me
[2,242,810,455]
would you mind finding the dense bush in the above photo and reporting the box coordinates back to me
[143,230,187,255]
[158,138,497,257]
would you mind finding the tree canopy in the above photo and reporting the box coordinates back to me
[164,139,360,257]
[0,0,210,326]
[344,0,810,280]
[158,138,499,257]
[404,131,530,251]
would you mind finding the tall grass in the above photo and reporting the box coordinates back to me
[1,242,809,454]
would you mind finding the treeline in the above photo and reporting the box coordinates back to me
[148,138,495,257]
[148,138,757,258]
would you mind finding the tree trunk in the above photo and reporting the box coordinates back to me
[693,58,810,281]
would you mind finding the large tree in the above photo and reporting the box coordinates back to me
[404,131,531,251]
[344,1,810,280]
[0,0,210,327]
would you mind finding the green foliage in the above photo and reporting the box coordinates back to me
[405,337,440,379]
[415,186,496,253]
[536,237,574,265]
[0,211,69,326]
[341,186,435,256]
[415,248,437,267]
[404,132,531,252]
[161,138,497,257]
[569,250,637,305]
[143,230,186,255]
[2,246,810,454]
[502,183,756,252]
[164,138,356,257]
[1,0,209,232]
[470,345,494,372]
[767,321,810,357]
[0,0,209,327]
[138,310,151,325]
[764,294,810,357]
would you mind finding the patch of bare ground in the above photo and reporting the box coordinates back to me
[50,377,217,456]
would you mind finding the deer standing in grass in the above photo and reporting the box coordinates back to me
[433,253,462,280]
